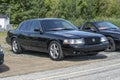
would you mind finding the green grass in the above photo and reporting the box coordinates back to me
[0,32,7,45]
[0,32,7,36]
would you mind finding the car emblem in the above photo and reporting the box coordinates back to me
[92,38,95,42]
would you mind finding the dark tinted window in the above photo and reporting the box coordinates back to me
[19,21,31,31]
[83,23,97,31]
[96,22,119,30]
[41,20,77,31]
[30,20,41,32]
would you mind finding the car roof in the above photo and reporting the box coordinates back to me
[19,18,66,27]
[85,21,109,23]
[25,18,65,22]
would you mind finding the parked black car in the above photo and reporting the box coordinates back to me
[80,21,120,51]
[6,18,109,60]
[0,45,4,65]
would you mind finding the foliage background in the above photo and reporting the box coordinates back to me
[0,0,120,26]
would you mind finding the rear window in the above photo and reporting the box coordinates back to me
[19,21,32,31]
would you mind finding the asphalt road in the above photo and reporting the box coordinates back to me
[1,51,120,80]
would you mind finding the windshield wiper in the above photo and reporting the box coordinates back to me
[100,28,117,30]
[60,28,75,30]
[47,28,74,31]
[110,28,118,30]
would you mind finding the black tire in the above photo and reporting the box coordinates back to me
[48,41,64,61]
[11,38,23,54]
[105,37,116,52]
[86,52,98,56]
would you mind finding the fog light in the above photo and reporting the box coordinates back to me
[73,51,76,54]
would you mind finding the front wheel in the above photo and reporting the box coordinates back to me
[105,37,116,52]
[11,38,23,54]
[49,41,64,61]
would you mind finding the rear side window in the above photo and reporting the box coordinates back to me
[19,21,31,31]
[30,20,41,32]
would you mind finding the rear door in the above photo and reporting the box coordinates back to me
[18,21,32,50]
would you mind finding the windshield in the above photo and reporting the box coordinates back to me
[96,22,119,30]
[41,20,78,31]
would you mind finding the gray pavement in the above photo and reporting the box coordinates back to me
[1,52,120,80]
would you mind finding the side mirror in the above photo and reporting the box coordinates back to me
[87,29,97,33]
[85,27,91,30]
[78,26,82,30]
[34,28,40,32]
[84,27,97,32]
[90,28,97,32]
[34,28,43,34]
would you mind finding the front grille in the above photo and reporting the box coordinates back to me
[84,37,101,45]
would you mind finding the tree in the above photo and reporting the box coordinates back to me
[1,0,120,24]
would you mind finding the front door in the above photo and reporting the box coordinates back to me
[28,20,47,52]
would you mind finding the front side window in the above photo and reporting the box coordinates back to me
[41,20,78,31]
[83,23,97,31]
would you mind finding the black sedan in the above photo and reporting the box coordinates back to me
[6,18,108,60]
[0,45,4,65]
[80,21,120,51]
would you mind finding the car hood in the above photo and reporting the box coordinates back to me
[46,30,103,38]
[100,29,120,35]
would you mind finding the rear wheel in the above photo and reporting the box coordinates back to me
[49,41,64,61]
[105,37,116,52]
[11,38,23,54]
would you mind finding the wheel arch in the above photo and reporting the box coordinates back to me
[47,39,62,50]
[11,36,17,44]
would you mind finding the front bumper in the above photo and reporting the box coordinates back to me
[6,36,11,45]
[0,52,4,65]
[62,42,109,55]
[115,40,120,49]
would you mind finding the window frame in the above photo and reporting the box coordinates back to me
[83,22,99,32]
[19,20,32,32]
[30,20,43,32]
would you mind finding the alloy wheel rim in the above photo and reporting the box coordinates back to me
[12,40,18,52]
[50,43,59,59]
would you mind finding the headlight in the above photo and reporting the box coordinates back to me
[63,39,85,44]
[0,45,3,52]
[101,37,108,42]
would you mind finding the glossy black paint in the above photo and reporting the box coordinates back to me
[6,18,108,55]
[81,21,120,49]
[0,53,4,65]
